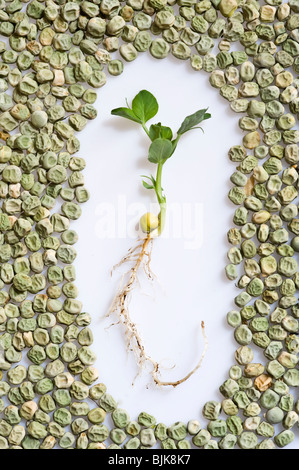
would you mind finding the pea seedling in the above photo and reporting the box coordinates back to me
[109,90,210,387]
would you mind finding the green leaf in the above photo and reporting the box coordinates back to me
[132,90,158,124]
[148,138,173,164]
[141,174,156,190]
[177,109,211,135]
[149,123,173,141]
[111,107,142,124]
[142,180,154,190]
[141,174,156,185]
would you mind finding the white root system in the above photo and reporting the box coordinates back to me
[107,235,208,387]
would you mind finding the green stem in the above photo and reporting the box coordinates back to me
[155,163,166,236]
[172,135,180,154]
[155,163,163,203]
[142,123,150,139]
[158,201,166,236]
[141,123,168,236]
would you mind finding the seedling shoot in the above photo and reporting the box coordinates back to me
[108,90,211,387]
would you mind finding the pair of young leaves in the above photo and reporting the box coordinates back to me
[111,90,211,166]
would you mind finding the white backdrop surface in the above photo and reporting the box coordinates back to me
[72,52,298,447]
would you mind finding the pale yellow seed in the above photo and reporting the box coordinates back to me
[254,374,272,392]
[40,436,56,450]
[276,71,294,88]
[252,210,271,224]
[243,131,260,149]
[8,425,25,446]
[23,332,34,348]
[20,401,38,420]
[244,363,265,377]
[219,0,238,17]
[277,2,290,20]
[8,183,21,198]
[8,216,16,227]
[52,70,65,86]
[140,212,159,233]
[260,5,276,22]
[39,27,55,46]
[88,442,106,449]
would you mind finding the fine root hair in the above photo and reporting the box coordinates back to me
[108,235,208,387]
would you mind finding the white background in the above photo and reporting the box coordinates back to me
[71,52,298,447]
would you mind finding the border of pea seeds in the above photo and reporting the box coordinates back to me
[0,0,299,450]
